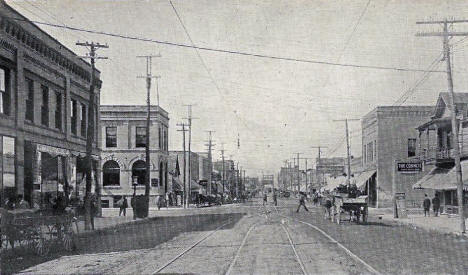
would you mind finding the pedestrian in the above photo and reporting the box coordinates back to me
[423,194,431,217]
[263,192,267,206]
[198,188,203,207]
[324,196,332,219]
[273,191,278,206]
[165,192,170,209]
[432,193,440,217]
[90,194,97,230]
[16,195,30,209]
[119,196,128,216]
[156,195,162,210]
[296,192,309,213]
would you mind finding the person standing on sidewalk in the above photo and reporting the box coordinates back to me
[119,196,128,216]
[432,193,440,217]
[296,192,309,213]
[423,194,431,217]
[263,192,268,206]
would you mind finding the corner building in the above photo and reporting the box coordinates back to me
[0,2,101,206]
[100,105,169,208]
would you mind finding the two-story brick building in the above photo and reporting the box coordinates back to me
[100,105,169,208]
[0,1,101,207]
[361,106,433,207]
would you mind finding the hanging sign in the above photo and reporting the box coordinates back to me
[397,162,422,173]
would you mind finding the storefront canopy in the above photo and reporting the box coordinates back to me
[354,170,376,189]
[323,176,346,191]
[413,164,468,191]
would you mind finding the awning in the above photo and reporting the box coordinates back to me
[413,164,468,191]
[354,170,376,189]
[190,180,203,190]
[323,176,346,191]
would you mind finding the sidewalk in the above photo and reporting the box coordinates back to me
[73,203,241,233]
[369,208,468,236]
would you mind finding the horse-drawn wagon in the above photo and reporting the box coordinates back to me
[332,194,368,224]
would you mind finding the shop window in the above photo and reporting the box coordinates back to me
[55,91,62,130]
[132,160,146,185]
[408,138,416,157]
[25,78,34,122]
[1,136,16,205]
[41,85,49,127]
[80,103,87,137]
[71,99,77,135]
[103,160,120,186]
[136,127,146,148]
[106,127,117,147]
[0,67,10,116]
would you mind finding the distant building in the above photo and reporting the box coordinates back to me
[0,2,101,207]
[100,105,169,208]
[361,106,433,207]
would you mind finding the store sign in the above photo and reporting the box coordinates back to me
[397,162,422,173]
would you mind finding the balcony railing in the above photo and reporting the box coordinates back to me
[419,146,468,163]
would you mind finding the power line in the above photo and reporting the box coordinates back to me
[5,16,446,74]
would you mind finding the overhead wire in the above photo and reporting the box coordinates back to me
[5,16,446,74]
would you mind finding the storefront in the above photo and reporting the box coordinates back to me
[0,135,16,205]
[23,142,99,208]
[413,165,468,215]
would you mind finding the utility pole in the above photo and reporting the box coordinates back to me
[416,18,468,233]
[177,123,188,208]
[295,153,302,193]
[76,41,107,230]
[137,54,161,216]
[204,131,215,195]
[183,104,197,207]
[236,162,240,198]
[220,143,226,203]
[333,119,360,188]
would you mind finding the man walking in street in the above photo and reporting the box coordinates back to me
[296,192,309,213]
[432,193,440,217]
[273,190,278,206]
[263,192,267,206]
[423,194,431,217]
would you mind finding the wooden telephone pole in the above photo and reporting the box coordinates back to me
[76,41,107,230]
[205,131,215,195]
[177,123,188,208]
[333,119,360,187]
[311,146,327,189]
[417,18,468,233]
[137,54,161,216]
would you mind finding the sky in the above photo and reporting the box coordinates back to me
[6,0,468,178]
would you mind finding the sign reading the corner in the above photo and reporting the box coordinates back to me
[397,162,422,173]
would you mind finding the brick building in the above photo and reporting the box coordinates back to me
[100,105,169,208]
[361,106,433,207]
[0,1,101,206]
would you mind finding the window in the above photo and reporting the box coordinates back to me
[55,92,62,130]
[1,136,16,200]
[106,127,117,147]
[408,138,417,157]
[158,127,162,149]
[71,99,77,135]
[136,127,146,148]
[132,160,146,185]
[103,160,120,186]
[25,79,34,122]
[363,144,367,163]
[0,68,10,115]
[80,103,87,137]
[41,85,49,126]
[164,128,168,150]
[367,141,374,162]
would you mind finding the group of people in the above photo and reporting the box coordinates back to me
[423,193,441,217]
[3,194,30,210]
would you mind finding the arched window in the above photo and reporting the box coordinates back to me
[103,160,120,186]
[132,160,146,185]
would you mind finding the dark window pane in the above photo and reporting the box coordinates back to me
[41,86,49,127]
[71,99,77,135]
[26,79,34,122]
[106,127,117,147]
[136,127,146,148]
[81,104,87,137]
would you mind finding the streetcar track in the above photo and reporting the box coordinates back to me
[280,223,308,275]
[274,205,382,275]
[224,223,257,275]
